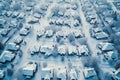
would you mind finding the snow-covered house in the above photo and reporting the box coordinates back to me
[9,20,17,28]
[13,36,23,44]
[72,29,83,38]
[104,17,114,25]
[69,69,78,80]
[5,43,19,51]
[20,28,30,36]
[58,45,67,55]
[45,30,54,38]
[55,31,64,38]
[37,28,45,38]
[28,17,39,24]
[28,45,40,55]
[97,42,114,51]
[57,67,67,80]
[77,45,89,56]
[12,11,19,18]
[83,68,97,80]
[40,44,54,56]
[5,11,12,17]
[22,62,37,78]
[104,51,118,61]
[94,32,109,40]
[0,28,10,36]
[0,19,6,26]
[0,51,15,63]
[41,67,53,80]
[92,27,102,33]
[0,70,5,79]
[112,68,120,80]
[55,18,64,25]
[18,12,25,19]
[67,45,78,55]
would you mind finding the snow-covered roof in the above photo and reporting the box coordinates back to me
[105,17,114,24]
[0,19,6,25]
[6,43,19,51]
[58,45,67,55]
[29,45,40,55]
[98,42,114,51]
[95,32,109,39]
[113,69,120,79]
[22,62,37,76]
[0,29,10,36]
[45,30,54,37]
[56,31,64,37]
[57,68,66,79]
[37,28,45,37]
[69,69,78,79]
[0,70,4,78]
[41,68,53,78]
[20,28,30,36]
[83,68,97,79]
[67,45,78,55]
[73,29,83,38]
[93,28,102,33]
[12,11,19,18]
[0,51,15,63]
[40,44,54,54]
[104,51,117,60]
[13,36,23,44]
[77,45,89,56]
[18,12,25,19]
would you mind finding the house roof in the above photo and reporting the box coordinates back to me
[95,32,109,39]
[67,45,77,55]
[57,68,66,79]
[83,68,97,78]
[0,70,4,78]
[0,51,15,63]
[101,43,114,51]
[58,45,67,55]
[78,45,89,55]
[69,69,77,79]
[105,51,117,60]
[41,68,53,78]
